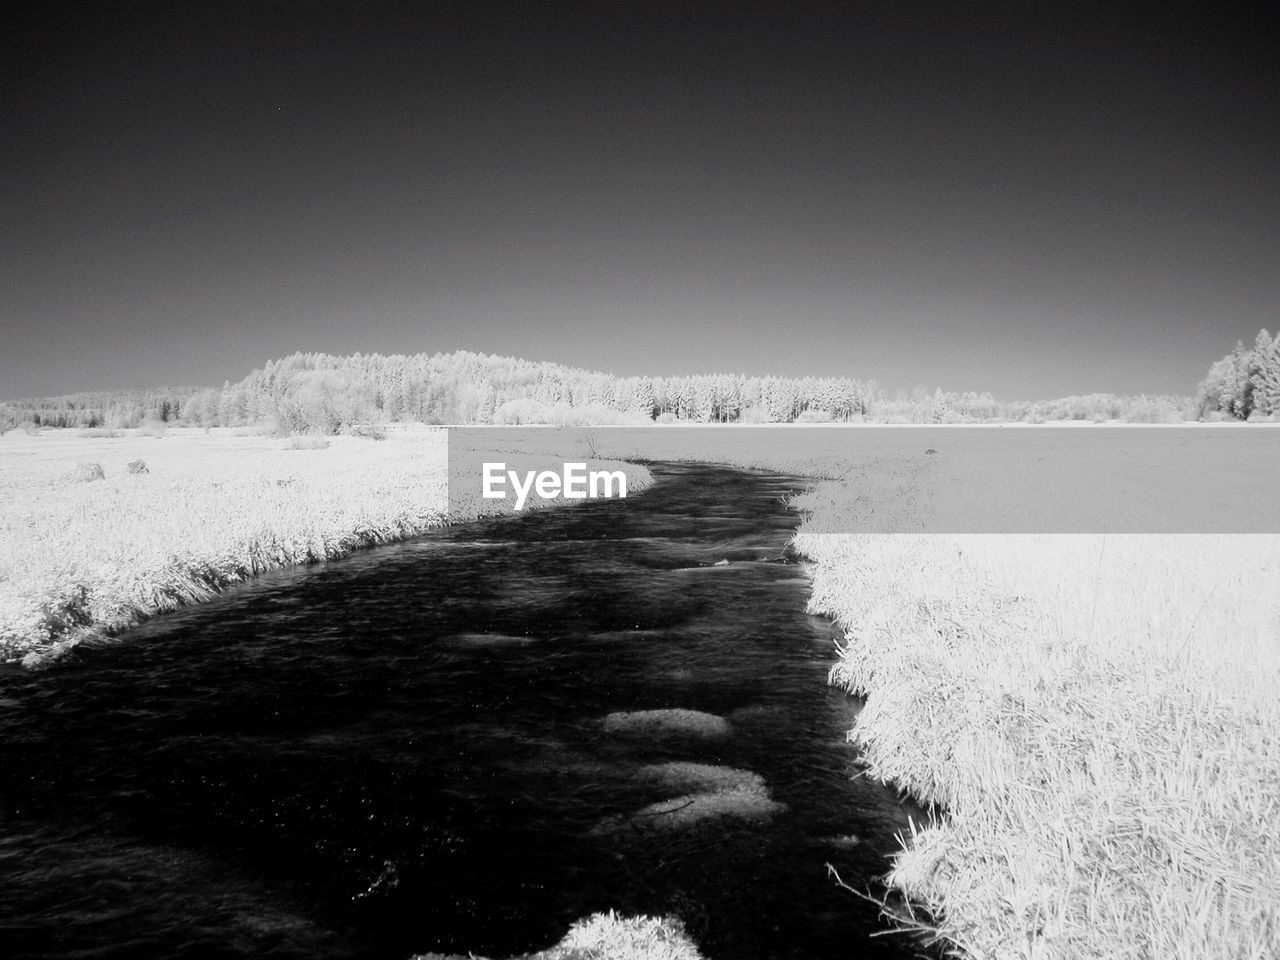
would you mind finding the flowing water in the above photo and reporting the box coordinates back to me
[0,464,926,959]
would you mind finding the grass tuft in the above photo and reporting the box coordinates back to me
[410,910,704,960]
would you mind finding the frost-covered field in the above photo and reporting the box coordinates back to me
[794,516,1280,958]
[0,427,452,664]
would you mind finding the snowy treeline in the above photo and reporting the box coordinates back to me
[1,347,1218,433]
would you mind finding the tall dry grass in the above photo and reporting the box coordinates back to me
[793,497,1280,956]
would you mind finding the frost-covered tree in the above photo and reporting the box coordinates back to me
[1195,334,1271,420]
[1249,329,1280,417]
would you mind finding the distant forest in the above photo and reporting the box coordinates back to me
[3,334,1277,433]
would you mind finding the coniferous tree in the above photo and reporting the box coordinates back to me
[1249,329,1280,417]
[1221,342,1254,419]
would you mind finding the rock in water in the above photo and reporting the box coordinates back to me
[590,764,787,836]
[625,786,787,831]
[601,708,731,739]
[635,761,765,794]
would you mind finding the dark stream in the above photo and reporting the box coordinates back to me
[1,464,925,960]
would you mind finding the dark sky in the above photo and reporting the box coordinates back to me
[2,1,1276,398]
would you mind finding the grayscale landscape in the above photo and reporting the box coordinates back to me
[2,4,1277,960]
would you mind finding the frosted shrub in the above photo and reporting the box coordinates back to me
[63,462,105,483]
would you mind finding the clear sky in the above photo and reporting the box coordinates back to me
[2,2,1276,399]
